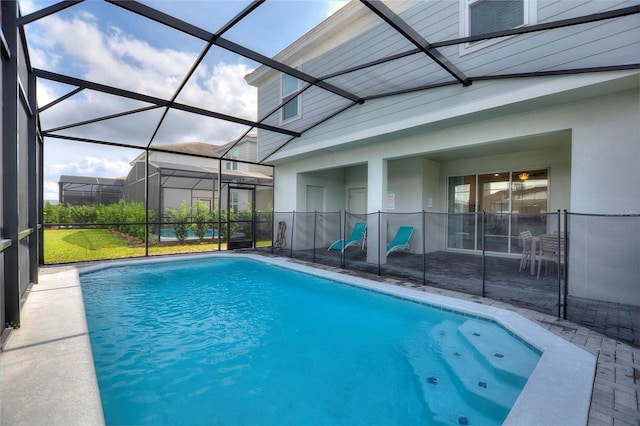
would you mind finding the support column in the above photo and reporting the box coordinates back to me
[28,65,39,282]
[366,158,388,265]
[2,0,21,328]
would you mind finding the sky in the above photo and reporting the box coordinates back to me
[18,0,349,201]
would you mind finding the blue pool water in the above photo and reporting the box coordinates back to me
[80,257,540,425]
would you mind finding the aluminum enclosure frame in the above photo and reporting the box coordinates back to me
[1,0,639,342]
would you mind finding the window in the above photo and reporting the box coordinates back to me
[460,0,536,54]
[225,147,238,171]
[230,190,239,212]
[281,73,300,122]
[470,0,523,36]
[447,170,548,253]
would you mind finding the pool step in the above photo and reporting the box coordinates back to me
[403,321,499,425]
[457,320,540,388]
[428,321,521,417]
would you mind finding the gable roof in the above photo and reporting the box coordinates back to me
[152,142,221,157]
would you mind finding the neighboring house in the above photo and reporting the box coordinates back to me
[58,175,125,206]
[122,135,273,220]
[57,135,271,221]
[246,1,639,303]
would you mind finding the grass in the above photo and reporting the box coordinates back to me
[44,228,223,264]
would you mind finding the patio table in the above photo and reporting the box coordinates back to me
[530,235,541,275]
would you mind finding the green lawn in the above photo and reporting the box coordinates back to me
[44,228,222,264]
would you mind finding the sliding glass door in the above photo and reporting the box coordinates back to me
[448,175,477,250]
[447,170,548,254]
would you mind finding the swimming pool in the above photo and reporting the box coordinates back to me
[158,228,218,240]
[158,228,247,241]
[79,254,595,425]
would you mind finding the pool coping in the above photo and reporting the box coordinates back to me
[1,252,596,425]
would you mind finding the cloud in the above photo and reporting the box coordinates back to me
[31,9,256,143]
[48,156,132,177]
[27,6,259,199]
[43,156,132,201]
[323,1,350,18]
[43,180,60,203]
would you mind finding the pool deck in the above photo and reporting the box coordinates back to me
[1,253,638,425]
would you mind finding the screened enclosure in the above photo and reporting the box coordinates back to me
[1,0,639,345]
[59,175,125,206]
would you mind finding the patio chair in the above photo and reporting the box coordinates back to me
[328,222,367,252]
[537,234,565,279]
[519,230,533,272]
[386,226,414,256]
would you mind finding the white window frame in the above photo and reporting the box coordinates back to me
[459,0,537,56]
[280,72,301,123]
[225,146,239,171]
[230,190,239,212]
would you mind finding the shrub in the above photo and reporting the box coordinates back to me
[43,201,59,224]
[191,200,212,242]
[228,206,252,239]
[166,201,190,242]
[69,204,97,225]
[95,200,155,240]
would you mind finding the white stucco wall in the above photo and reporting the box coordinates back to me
[270,83,637,218]
[388,158,424,212]
[569,89,640,214]
[268,83,639,304]
[295,168,345,213]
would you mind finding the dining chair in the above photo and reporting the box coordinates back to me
[537,234,565,279]
[519,230,533,272]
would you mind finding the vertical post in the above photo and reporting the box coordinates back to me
[226,187,231,250]
[212,165,217,249]
[481,211,486,297]
[340,210,344,269]
[144,149,149,256]
[367,158,387,265]
[377,211,381,276]
[422,210,426,285]
[217,160,222,251]
[312,210,317,263]
[251,188,256,249]
[557,209,562,318]
[37,132,44,265]
[271,210,275,254]
[2,0,21,328]
[563,210,569,320]
[28,64,39,282]
[289,211,295,258]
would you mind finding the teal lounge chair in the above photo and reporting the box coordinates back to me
[328,222,367,252]
[386,226,414,255]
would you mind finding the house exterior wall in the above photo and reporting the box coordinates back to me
[295,168,345,213]
[247,1,640,161]
[249,0,639,304]
[270,85,636,216]
[570,89,639,214]
[267,85,638,303]
[274,76,640,214]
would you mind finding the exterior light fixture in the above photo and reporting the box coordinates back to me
[519,172,529,181]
